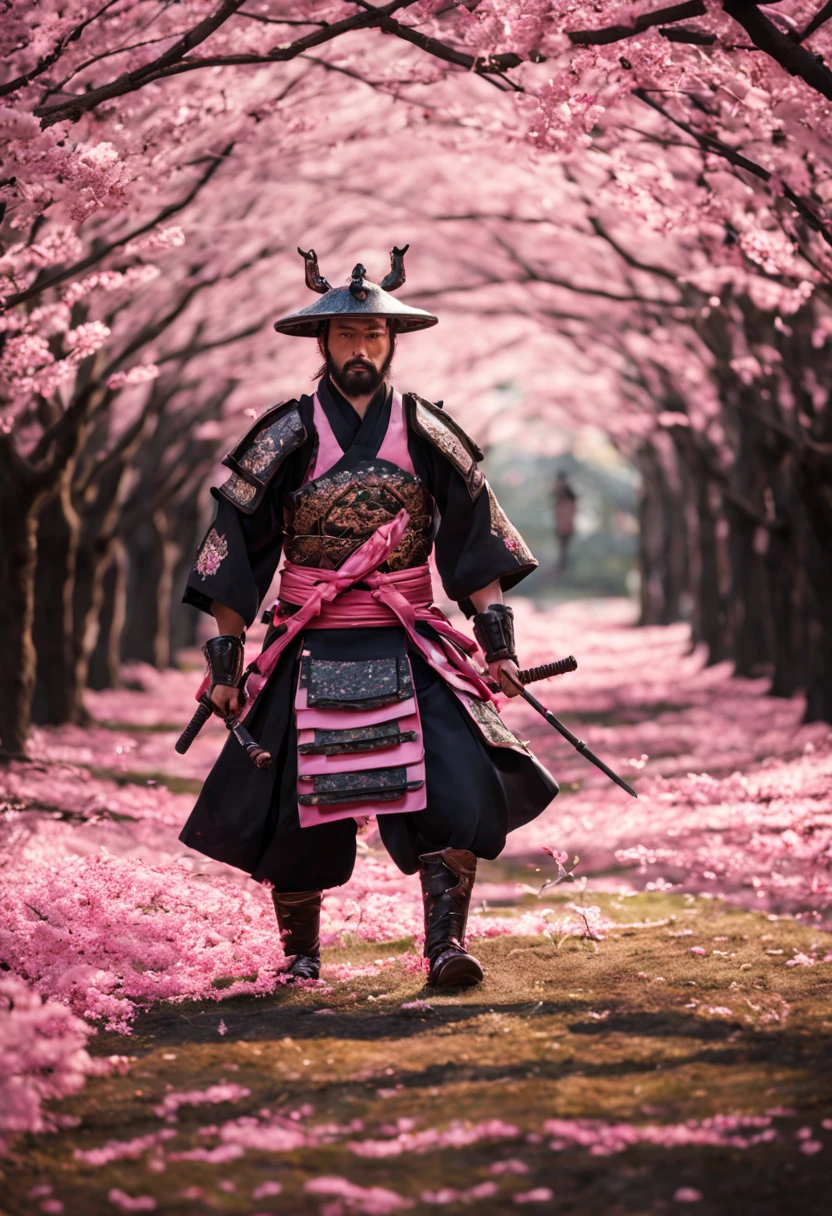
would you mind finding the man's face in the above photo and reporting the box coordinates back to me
[325,317,392,397]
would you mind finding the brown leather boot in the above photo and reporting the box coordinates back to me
[272,890,322,980]
[419,848,483,988]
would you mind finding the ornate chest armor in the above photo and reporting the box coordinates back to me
[283,459,435,571]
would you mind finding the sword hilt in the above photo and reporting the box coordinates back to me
[518,655,577,685]
[175,695,214,754]
[226,715,273,770]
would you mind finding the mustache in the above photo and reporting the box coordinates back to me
[344,359,374,371]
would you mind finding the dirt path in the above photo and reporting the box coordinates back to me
[4,890,832,1215]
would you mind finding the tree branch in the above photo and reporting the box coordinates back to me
[375,11,525,77]
[33,0,418,127]
[634,88,832,250]
[721,0,832,101]
[238,9,329,27]
[155,320,265,365]
[659,24,716,44]
[568,0,706,45]
[587,213,680,284]
[798,0,832,43]
[0,0,121,98]
[1,144,234,312]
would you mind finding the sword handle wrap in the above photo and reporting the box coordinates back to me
[518,655,577,685]
[175,696,214,754]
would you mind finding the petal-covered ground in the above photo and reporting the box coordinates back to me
[2,599,831,1212]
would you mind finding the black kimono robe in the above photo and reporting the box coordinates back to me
[179,378,558,891]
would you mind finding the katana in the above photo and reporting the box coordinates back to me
[175,692,272,769]
[502,668,637,798]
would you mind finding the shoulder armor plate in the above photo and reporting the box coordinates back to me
[217,401,307,513]
[405,393,485,499]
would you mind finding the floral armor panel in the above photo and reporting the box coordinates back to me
[218,404,307,514]
[284,460,435,571]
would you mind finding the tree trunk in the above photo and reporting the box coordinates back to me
[31,479,83,724]
[766,526,803,698]
[153,510,176,670]
[799,454,832,723]
[803,568,832,724]
[697,481,731,665]
[636,444,664,626]
[123,510,177,667]
[0,493,40,757]
[658,460,688,627]
[71,464,126,711]
[723,403,773,680]
[724,503,771,679]
[766,459,804,699]
[169,493,205,658]
[72,531,117,706]
[88,539,127,691]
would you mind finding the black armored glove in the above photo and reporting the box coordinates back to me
[472,604,517,665]
[203,634,245,692]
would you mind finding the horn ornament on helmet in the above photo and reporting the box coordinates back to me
[273,245,438,337]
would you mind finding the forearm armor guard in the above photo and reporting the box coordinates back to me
[203,634,245,689]
[472,604,517,665]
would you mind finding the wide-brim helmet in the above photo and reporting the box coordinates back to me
[273,245,438,337]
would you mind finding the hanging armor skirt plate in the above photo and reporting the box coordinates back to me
[294,653,427,826]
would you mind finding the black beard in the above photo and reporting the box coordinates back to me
[328,353,389,398]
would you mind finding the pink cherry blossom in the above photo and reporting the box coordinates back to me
[252,1182,283,1199]
[107,1192,157,1213]
[304,1176,413,1215]
[74,1131,175,1167]
[0,973,109,1153]
[153,1083,251,1123]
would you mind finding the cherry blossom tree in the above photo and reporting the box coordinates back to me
[4,0,832,753]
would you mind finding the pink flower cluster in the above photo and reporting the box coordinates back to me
[304,1175,413,1215]
[74,1130,175,1166]
[153,1083,252,1123]
[543,1114,777,1155]
[0,973,116,1153]
[348,1119,520,1158]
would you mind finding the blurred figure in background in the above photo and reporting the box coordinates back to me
[552,471,577,571]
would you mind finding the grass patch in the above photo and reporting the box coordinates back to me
[87,766,204,796]
[91,719,185,734]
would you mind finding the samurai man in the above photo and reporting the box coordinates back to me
[179,248,559,988]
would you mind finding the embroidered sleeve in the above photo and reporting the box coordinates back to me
[183,496,283,626]
[431,470,537,616]
[485,485,533,562]
[195,528,229,580]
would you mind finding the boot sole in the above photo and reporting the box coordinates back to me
[430,955,484,988]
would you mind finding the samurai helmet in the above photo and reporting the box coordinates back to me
[273,245,438,337]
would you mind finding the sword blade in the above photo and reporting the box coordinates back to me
[505,673,638,798]
[568,736,638,798]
